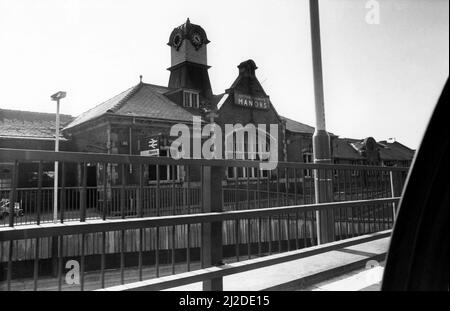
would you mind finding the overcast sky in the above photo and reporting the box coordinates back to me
[0,0,448,149]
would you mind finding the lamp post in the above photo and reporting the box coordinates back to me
[309,0,334,244]
[51,91,66,223]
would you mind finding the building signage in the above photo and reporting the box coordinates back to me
[140,136,160,157]
[234,92,270,110]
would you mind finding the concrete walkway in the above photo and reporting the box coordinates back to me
[164,237,389,291]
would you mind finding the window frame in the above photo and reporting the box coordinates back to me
[183,90,200,108]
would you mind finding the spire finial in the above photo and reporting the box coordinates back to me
[139,75,143,83]
[186,17,190,24]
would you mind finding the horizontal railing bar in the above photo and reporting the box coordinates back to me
[0,197,399,241]
[98,230,392,291]
[0,148,409,171]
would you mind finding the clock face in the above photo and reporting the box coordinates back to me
[191,33,202,47]
[173,33,182,49]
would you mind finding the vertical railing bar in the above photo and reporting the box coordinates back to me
[235,217,240,262]
[33,237,39,291]
[101,231,106,288]
[7,239,13,291]
[303,209,307,248]
[37,161,43,226]
[8,160,18,227]
[138,227,143,281]
[342,170,348,238]
[370,170,374,232]
[278,214,282,252]
[235,166,240,261]
[156,226,160,277]
[376,170,381,231]
[171,224,175,275]
[246,167,251,260]
[285,168,290,251]
[277,167,281,252]
[234,166,238,211]
[349,170,354,237]
[267,169,272,255]
[60,162,66,223]
[363,168,367,233]
[103,162,107,220]
[294,168,298,205]
[286,213,291,252]
[138,164,144,218]
[284,167,288,206]
[80,233,85,291]
[156,165,160,217]
[121,164,126,219]
[295,209,299,250]
[120,164,126,285]
[186,166,191,272]
[120,230,125,285]
[200,222,204,269]
[200,165,204,269]
[80,163,87,222]
[276,166,280,206]
[57,235,63,291]
[171,165,176,274]
[381,172,387,229]
[200,165,204,213]
[257,168,261,257]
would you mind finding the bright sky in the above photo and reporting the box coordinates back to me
[0,0,448,149]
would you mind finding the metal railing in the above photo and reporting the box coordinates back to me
[0,148,408,291]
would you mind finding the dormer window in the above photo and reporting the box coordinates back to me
[183,90,199,108]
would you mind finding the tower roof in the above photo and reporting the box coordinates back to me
[168,18,210,49]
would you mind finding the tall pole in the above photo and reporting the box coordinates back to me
[53,98,60,223]
[309,0,334,244]
[51,91,65,223]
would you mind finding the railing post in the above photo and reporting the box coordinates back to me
[201,165,224,291]
[389,170,400,221]
[8,161,18,227]
[314,168,335,244]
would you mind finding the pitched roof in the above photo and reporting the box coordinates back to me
[64,83,197,130]
[280,116,315,134]
[378,140,415,161]
[332,137,365,160]
[332,137,415,161]
[0,109,73,140]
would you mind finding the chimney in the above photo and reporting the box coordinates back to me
[238,60,258,77]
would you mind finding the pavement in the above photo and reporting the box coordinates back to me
[305,263,385,291]
[163,237,389,291]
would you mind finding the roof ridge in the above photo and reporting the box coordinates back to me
[109,83,143,113]
[0,108,73,118]
[141,82,171,89]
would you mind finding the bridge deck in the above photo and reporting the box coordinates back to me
[162,236,389,291]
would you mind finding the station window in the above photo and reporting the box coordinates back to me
[303,153,313,177]
[148,149,179,182]
[183,91,199,108]
[225,134,270,179]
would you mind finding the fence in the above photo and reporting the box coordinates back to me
[0,148,408,291]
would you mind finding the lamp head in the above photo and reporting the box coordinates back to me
[51,91,66,101]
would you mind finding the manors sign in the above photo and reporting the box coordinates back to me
[234,92,270,110]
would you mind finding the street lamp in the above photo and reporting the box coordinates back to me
[51,91,66,223]
[309,0,334,244]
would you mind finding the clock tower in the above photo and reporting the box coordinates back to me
[167,18,213,98]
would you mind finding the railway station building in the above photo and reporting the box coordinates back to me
[0,19,414,192]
